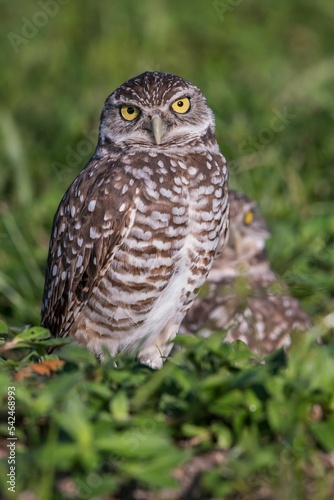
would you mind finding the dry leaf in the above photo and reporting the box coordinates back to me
[14,359,65,380]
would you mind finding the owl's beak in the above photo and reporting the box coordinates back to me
[151,114,164,145]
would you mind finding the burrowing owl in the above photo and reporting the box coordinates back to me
[41,71,229,368]
[182,190,311,355]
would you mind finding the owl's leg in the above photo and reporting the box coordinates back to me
[74,317,121,361]
[138,325,177,369]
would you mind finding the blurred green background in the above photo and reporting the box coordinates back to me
[1,2,334,499]
[0,0,333,333]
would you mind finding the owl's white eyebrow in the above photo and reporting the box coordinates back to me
[117,102,142,108]
[170,93,192,102]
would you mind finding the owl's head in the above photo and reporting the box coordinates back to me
[228,190,270,253]
[98,72,216,149]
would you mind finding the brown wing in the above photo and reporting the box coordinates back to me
[41,156,138,337]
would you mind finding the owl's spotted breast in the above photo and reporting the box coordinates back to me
[41,71,229,368]
[67,149,227,366]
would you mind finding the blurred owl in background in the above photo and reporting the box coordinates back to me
[181,190,311,355]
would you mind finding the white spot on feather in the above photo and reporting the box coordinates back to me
[131,227,152,241]
[76,255,83,268]
[160,188,172,198]
[90,227,100,239]
[88,200,96,212]
[172,206,186,216]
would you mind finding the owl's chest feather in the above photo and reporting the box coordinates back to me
[102,150,228,332]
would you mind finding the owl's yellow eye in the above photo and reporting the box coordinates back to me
[244,211,254,225]
[171,97,191,114]
[120,105,140,121]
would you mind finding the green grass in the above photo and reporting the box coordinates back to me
[0,0,334,498]
[1,326,334,499]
